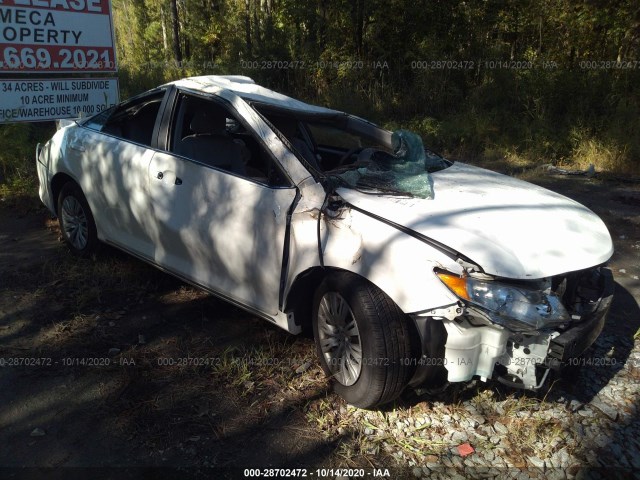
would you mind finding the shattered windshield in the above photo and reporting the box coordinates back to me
[329,130,447,199]
[255,104,450,198]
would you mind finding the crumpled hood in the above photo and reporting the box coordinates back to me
[337,162,613,279]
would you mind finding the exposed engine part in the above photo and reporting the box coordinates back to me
[495,332,559,389]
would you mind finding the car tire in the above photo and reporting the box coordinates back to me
[312,272,414,408]
[57,182,99,256]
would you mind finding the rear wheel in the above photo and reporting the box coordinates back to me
[312,272,414,408]
[57,182,98,256]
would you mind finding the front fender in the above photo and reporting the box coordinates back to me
[286,195,462,314]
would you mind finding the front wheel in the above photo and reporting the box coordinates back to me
[312,273,414,408]
[57,182,99,256]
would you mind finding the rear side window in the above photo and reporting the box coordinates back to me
[83,107,114,131]
[98,90,166,147]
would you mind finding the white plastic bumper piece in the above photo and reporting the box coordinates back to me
[442,319,509,382]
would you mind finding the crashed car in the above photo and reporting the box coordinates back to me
[36,75,614,408]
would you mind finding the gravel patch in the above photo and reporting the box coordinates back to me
[307,328,640,476]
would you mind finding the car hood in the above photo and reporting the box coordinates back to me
[336,162,613,279]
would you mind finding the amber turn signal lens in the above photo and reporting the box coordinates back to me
[436,272,470,300]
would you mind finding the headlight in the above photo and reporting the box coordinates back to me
[436,272,569,331]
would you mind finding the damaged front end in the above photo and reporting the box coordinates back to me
[410,266,614,391]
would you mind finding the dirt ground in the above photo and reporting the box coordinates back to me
[0,171,639,479]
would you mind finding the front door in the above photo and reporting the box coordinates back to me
[147,151,296,314]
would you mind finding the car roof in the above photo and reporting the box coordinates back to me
[166,75,343,116]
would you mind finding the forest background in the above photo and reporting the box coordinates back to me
[2,0,639,196]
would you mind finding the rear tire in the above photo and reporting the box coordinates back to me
[312,272,414,408]
[57,182,99,257]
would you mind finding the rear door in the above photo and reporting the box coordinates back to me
[77,89,168,257]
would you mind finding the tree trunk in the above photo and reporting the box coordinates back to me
[264,0,273,45]
[244,0,252,56]
[170,0,182,64]
[510,5,518,60]
[355,0,364,56]
[253,0,261,48]
[161,5,169,56]
[317,0,327,51]
[616,18,640,62]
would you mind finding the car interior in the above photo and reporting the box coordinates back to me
[101,93,165,146]
[169,93,290,186]
[171,99,248,176]
[255,105,390,173]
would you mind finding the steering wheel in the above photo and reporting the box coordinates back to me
[337,147,365,167]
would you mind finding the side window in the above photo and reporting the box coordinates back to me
[169,93,290,186]
[82,106,114,131]
[100,91,165,147]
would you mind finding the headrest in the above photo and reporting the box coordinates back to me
[190,110,226,134]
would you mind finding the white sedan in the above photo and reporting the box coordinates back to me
[36,75,614,408]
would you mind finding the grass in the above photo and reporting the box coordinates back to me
[1,210,632,473]
[570,135,638,176]
[470,389,570,460]
[0,172,41,216]
[1,108,635,471]
[381,101,640,179]
[210,339,316,386]
[0,122,55,207]
[0,181,615,472]
[295,384,581,469]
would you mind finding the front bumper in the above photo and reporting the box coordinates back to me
[546,267,614,366]
[495,268,613,389]
[409,267,614,391]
